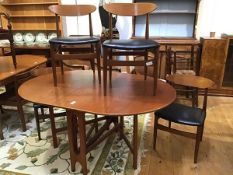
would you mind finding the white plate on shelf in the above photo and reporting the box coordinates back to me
[23,32,35,43]
[48,32,57,40]
[36,32,48,43]
[13,32,23,43]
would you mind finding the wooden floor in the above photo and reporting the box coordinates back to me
[140,96,233,175]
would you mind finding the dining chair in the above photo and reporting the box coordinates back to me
[102,3,160,95]
[48,5,101,86]
[0,69,36,136]
[165,46,202,107]
[153,83,211,163]
[0,13,16,68]
[33,104,66,148]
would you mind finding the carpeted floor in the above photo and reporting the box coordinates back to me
[0,105,149,175]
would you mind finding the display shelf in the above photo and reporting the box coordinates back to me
[134,0,199,38]
[0,0,60,32]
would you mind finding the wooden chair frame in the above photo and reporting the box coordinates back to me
[48,5,101,86]
[102,3,159,95]
[154,88,208,163]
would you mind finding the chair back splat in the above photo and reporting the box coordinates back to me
[102,3,160,96]
[48,5,101,86]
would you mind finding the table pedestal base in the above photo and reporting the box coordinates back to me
[66,110,138,175]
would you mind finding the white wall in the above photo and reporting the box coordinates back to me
[196,0,233,38]
[61,0,102,36]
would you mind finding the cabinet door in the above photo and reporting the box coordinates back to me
[222,39,233,87]
[200,38,228,88]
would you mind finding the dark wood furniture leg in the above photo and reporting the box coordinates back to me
[0,115,3,140]
[133,115,138,169]
[49,107,58,148]
[96,42,101,84]
[17,102,26,131]
[103,47,108,96]
[153,48,159,96]
[66,110,88,174]
[50,44,57,86]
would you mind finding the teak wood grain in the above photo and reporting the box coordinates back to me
[19,70,176,116]
[103,3,157,16]
[0,55,46,84]
[200,38,228,88]
[166,74,215,89]
[48,5,96,16]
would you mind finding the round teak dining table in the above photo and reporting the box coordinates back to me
[18,70,176,174]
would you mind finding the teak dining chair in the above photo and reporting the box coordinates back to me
[0,13,16,68]
[166,46,202,107]
[48,5,101,86]
[33,104,66,148]
[153,76,214,163]
[0,69,36,138]
[102,3,160,95]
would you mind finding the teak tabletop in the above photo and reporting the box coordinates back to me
[166,74,215,89]
[0,55,47,85]
[19,70,176,116]
[18,70,176,174]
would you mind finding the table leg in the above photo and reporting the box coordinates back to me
[77,112,88,175]
[119,116,124,139]
[133,115,138,169]
[66,110,78,172]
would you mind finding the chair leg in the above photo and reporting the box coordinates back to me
[0,117,4,140]
[200,123,205,141]
[103,47,108,96]
[109,49,113,87]
[50,45,57,86]
[34,106,42,140]
[60,60,64,75]
[194,126,202,163]
[41,107,45,122]
[153,48,159,96]
[144,50,148,80]
[48,107,58,148]
[96,42,101,84]
[94,114,98,133]
[195,88,199,107]
[168,121,171,128]
[90,59,95,73]
[153,115,159,150]
[17,103,26,132]
[0,105,4,114]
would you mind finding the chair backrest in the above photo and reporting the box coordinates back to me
[48,5,96,37]
[0,13,16,67]
[103,3,157,39]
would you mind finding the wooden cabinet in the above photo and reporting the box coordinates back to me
[200,37,228,88]
[133,0,200,38]
[1,0,59,31]
[200,37,233,96]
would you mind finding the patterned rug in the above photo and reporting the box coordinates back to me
[0,104,149,175]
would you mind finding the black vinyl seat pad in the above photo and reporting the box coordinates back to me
[49,36,100,45]
[103,39,160,50]
[155,103,206,126]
